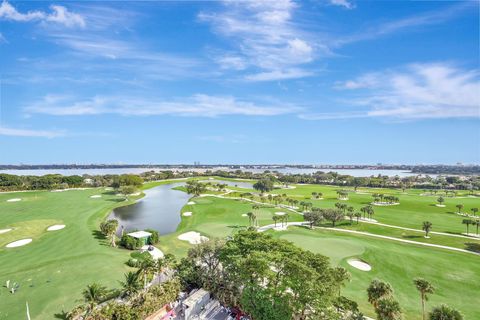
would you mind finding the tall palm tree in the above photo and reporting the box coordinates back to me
[246,212,254,226]
[456,204,464,214]
[355,212,362,224]
[413,278,435,320]
[462,219,473,234]
[471,208,478,217]
[119,271,141,298]
[82,283,107,313]
[137,258,155,289]
[367,279,393,309]
[272,215,279,227]
[422,221,433,238]
[475,220,480,235]
[437,197,444,205]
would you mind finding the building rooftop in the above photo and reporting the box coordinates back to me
[183,288,209,307]
[127,231,152,239]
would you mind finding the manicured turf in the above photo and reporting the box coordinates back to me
[0,189,139,319]
[270,226,480,320]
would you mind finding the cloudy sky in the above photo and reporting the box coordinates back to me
[0,0,479,164]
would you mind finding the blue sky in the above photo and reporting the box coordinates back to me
[0,0,479,164]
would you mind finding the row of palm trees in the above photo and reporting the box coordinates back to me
[372,193,399,204]
[462,219,480,235]
[367,278,463,320]
[455,204,479,217]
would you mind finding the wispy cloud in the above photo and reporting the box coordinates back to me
[25,94,301,117]
[0,125,63,138]
[0,1,85,28]
[303,63,480,120]
[199,0,317,81]
[329,0,355,10]
[333,2,473,46]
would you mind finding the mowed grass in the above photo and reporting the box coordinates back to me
[0,189,137,320]
[157,195,304,257]
[270,226,480,320]
[228,184,480,235]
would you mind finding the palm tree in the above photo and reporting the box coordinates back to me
[137,258,155,289]
[422,221,433,238]
[471,208,478,217]
[355,212,362,224]
[475,220,480,235]
[428,304,463,320]
[462,219,473,234]
[272,215,279,227]
[375,297,402,320]
[246,212,254,226]
[120,271,141,298]
[413,278,435,320]
[82,283,107,313]
[456,204,464,214]
[367,279,393,309]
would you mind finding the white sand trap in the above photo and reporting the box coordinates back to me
[90,195,102,198]
[178,231,209,245]
[242,214,248,217]
[6,238,32,248]
[187,201,196,205]
[347,259,371,271]
[183,212,192,217]
[435,204,446,207]
[275,212,286,216]
[47,224,66,231]
[0,228,12,234]
[273,226,287,231]
[7,198,22,202]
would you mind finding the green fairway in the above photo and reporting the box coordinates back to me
[1,179,478,319]
[271,226,480,320]
[0,189,138,319]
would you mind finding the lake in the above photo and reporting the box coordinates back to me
[108,182,189,235]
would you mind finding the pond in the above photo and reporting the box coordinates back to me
[108,179,253,235]
[109,182,189,235]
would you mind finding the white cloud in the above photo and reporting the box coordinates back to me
[245,68,313,82]
[329,0,354,10]
[199,0,316,81]
[25,94,301,117]
[325,63,480,120]
[0,1,85,28]
[0,125,63,138]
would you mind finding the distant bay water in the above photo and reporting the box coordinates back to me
[0,167,421,177]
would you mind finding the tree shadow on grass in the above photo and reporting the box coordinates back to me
[226,225,248,230]
[54,310,69,319]
[402,235,423,239]
[465,243,480,253]
[92,230,110,247]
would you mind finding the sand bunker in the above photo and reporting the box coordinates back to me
[6,198,22,202]
[6,239,32,248]
[178,231,209,244]
[372,202,399,206]
[242,214,248,217]
[187,201,196,205]
[0,228,12,234]
[183,212,192,217]
[435,204,446,207]
[275,212,286,216]
[347,258,371,271]
[90,195,102,198]
[47,224,66,231]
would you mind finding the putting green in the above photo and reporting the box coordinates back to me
[278,233,365,264]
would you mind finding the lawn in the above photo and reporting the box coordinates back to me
[0,189,140,319]
[270,226,480,320]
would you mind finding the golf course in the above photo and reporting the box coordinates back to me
[1,177,479,319]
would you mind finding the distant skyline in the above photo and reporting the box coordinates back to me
[1,0,479,164]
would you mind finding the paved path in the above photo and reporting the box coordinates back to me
[313,227,480,256]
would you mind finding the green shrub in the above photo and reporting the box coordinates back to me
[145,229,159,244]
[120,235,143,250]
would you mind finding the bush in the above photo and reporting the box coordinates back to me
[126,258,140,268]
[145,229,159,244]
[120,235,143,250]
